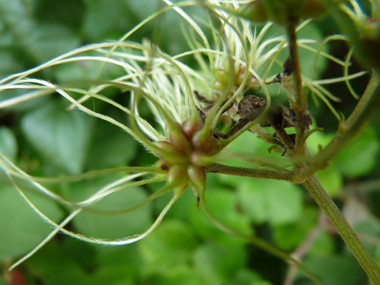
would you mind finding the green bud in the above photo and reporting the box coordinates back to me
[153,141,188,165]
[239,0,269,23]
[190,150,208,167]
[183,118,203,139]
[299,0,328,19]
[167,165,189,188]
[213,69,229,91]
[166,123,191,152]
[192,129,212,150]
[187,165,206,192]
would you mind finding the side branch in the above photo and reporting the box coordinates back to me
[205,163,295,182]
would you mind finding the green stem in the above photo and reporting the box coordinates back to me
[300,72,380,177]
[285,21,308,155]
[303,175,380,284]
[205,163,295,181]
[286,22,304,113]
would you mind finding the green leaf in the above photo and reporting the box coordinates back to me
[145,264,214,285]
[232,268,263,285]
[21,101,94,175]
[192,241,247,283]
[0,51,24,78]
[0,0,80,64]
[69,175,153,239]
[26,23,81,63]
[333,126,380,178]
[33,0,85,31]
[316,165,343,197]
[308,231,335,256]
[94,243,144,273]
[348,218,380,253]
[28,240,88,285]
[84,117,138,170]
[81,264,136,285]
[299,255,367,285]
[0,127,17,162]
[0,183,64,261]
[153,187,197,221]
[237,178,303,225]
[139,220,198,273]
[272,206,318,250]
[188,189,253,243]
[82,0,138,41]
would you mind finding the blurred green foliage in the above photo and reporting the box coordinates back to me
[1,0,380,284]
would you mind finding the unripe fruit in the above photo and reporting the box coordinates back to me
[192,129,212,150]
[166,123,191,152]
[190,150,208,167]
[299,0,328,19]
[187,165,206,191]
[153,141,188,165]
[183,119,203,139]
[167,165,189,188]
[239,0,269,23]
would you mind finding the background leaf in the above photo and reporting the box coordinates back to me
[0,127,17,162]
[21,101,94,175]
[0,183,64,261]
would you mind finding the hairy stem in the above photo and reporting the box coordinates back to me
[286,21,308,155]
[303,175,380,284]
[289,72,380,181]
[205,163,295,181]
[286,22,304,113]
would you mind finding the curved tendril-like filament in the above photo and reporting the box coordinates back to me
[8,209,81,271]
[302,78,341,120]
[194,12,252,134]
[5,164,179,270]
[1,152,165,210]
[344,48,360,99]
[198,188,322,285]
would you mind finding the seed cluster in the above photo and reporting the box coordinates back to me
[153,119,221,192]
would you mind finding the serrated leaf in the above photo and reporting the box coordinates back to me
[272,206,318,250]
[333,126,380,178]
[80,265,136,285]
[0,0,80,63]
[26,23,80,63]
[21,101,94,175]
[308,231,335,256]
[0,51,24,77]
[300,255,367,285]
[188,189,253,242]
[28,241,88,285]
[192,242,247,283]
[238,179,303,225]
[0,127,17,162]
[316,165,343,197]
[0,183,64,261]
[85,117,138,170]
[33,0,85,31]
[139,220,197,273]
[232,268,262,285]
[146,264,214,285]
[82,0,138,41]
